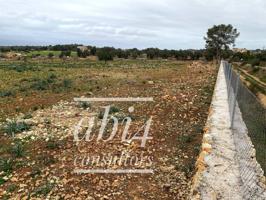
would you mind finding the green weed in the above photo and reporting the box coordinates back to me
[4,121,30,136]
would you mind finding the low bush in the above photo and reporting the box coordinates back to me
[178,134,194,149]
[8,65,37,72]
[6,184,18,193]
[0,90,14,97]
[0,158,13,173]
[4,121,30,136]
[30,76,72,91]
[33,182,54,197]
[98,111,104,119]
[37,154,56,165]
[10,141,25,157]
[80,102,90,110]
[31,79,49,90]
[0,177,6,185]
[109,106,120,114]
[46,139,60,150]
[30,166,41,178]
[248,58,260,67]
[252,66,260,73]
[23,113,33,119]
[62,79,72,88]
[48,53,54,58]
[47,74,57,83]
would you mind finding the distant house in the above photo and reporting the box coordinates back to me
[232,48,248,53]
[4,52,23,59]
[77,46,90,53]
[77,46,91,57]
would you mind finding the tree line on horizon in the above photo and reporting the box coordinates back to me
[0,44,265,64]
[0,24,265,64]
[0,45,213,60]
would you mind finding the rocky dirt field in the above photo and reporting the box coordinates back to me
[0,60,217,199]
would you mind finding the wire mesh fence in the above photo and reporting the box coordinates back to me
[223,60,266,199]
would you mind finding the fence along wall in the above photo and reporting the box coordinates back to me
[223,61,266,199]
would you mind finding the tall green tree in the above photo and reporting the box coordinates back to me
[204,24,240,61]
[90,46,97,56]
[97,48,114,63]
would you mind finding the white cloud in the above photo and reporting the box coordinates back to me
[0,0,265,49]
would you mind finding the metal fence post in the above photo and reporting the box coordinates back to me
[228,64,233,93]
[230,74,240,129]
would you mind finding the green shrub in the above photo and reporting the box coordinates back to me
[80,102,90,110]
[10,142,25,157]
[38,155,56,165]
[4,121,30,136]
[97,48,114,62]
[31,80,49,90]
[182,134,193,143]
[252,66,260,73]
[18,86,27,92]
[59,50,71,58]
[0,177,6,185]
[47,74,57,83]
[62,79,72,88]
[0,90,14,97]
[109,106,120,114]
[248,58,260,67]
[48,53,54,58]
[0,158,13,173]
[179,134,193,148]
[14,160,27,168]
[30,166,41,178]
[193,145,201,155]
[6,184,18,193]
[34,182,54,197]
[8,65,36,72]
[32,106,39,111]
[183,160,195,178]
[46,139,60,150]
[98,106,119,119]
[98,111,104,119]
[9,65,27,72]
[23,113,33,119]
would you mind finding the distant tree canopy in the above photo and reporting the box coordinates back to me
[59,50,71,58]
[0,44,81,52]
[116,48,129,59]
[1,42,266,65]
[90,46,97,56]
[48,52,54,58]
[204,24,240,61]
[97,47,114,62]
[230,50,266,65]
[77,48,90,58]
[51,44,79,51]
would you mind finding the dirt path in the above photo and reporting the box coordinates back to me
[238,68,266,88]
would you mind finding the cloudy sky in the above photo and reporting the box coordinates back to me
[0,0,265,49]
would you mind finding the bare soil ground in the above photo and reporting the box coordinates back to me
[0,60,217,199]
